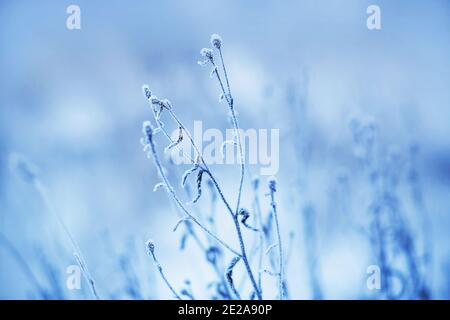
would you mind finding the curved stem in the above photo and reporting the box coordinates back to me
[167,109,236,219]
[210,52,260,299]
[218,48,231,97]
[209,58,244,215]
[233,214,262,299]
[146,129,240,257]
[229,104,245,214]
[149,249,182,300]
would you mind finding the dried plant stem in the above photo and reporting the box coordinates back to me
[232,214,261,299]
[145,127,240,257]
[171,103,259,299]
[215,49,244,214]
[165,108,236,218]
[147,247,182,300]
[252,181,265,296]
[209,54,261,299]
[218,48,231,96]
[143,36,264,300]
[226,256,242,299]
[165,106,260,299]
[151,100,261,299]
[269,185,284,300]
[169,180,232,298]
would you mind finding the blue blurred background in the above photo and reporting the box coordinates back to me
[1,0,449,299]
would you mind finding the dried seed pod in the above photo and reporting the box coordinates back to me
[181,163,199,188]
[225,256,241,299]
[238,208,259,231]
[190,169,205,204]
[165,127,183,153]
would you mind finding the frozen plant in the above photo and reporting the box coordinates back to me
[141,34,286,300]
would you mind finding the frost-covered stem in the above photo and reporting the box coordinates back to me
[269,184,284,300]
[145,127,240,257]
[167,109,203,159]
[172,104,259,298]
[256,240,263,297]
[226,256,242,299]
[150,109,196,165]
[204,168,262,300]
[209,54,260,299]
[166,108,236,218]
[211,60,231,106]
[207,181,219,238]
[184,157,260,299]
[238,176,264,296]
[218,48,231,97]
[155,76,239,225]
[202,170,234,216]
[232,213,262,300]
[302,207,323,299]
[147,246,182,300]
[237,238,260,292]
[33,180,100,300]
[170,181,232,298]
[153,98,259,297]
[210,58,244,215]
[169,198,206,252]
[253,188,264,296]
[229,104,245,215]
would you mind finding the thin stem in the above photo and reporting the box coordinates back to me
[152,96,260,298]
[210,58,244,215]
[238,238,262,293]
[169,197,207,253]
[269,187,284,300]
[203,170,234,215]
[209,53,260,299]
[218,48,231,97]
[229,105,245,215]
[149,106,196,165]
[232,214,262,299]
[145,128,241,257]
[145,43,260,298]
[237,168,265,296]
[174,168,232,298]
[226,256,242,299]
[212,62,231,106]
[148,249,182,300]
[166,108,236,219]
[253,183,264,296]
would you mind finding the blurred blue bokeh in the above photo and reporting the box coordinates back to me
[1,0,450,299]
